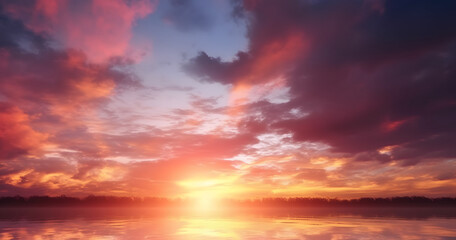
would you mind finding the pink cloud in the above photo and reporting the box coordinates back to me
[3,0,156,62]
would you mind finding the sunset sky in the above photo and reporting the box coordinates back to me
[1,0,456,199]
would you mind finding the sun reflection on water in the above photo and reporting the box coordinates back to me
[1,209,456,239]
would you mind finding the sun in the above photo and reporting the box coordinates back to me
[193,191,218,213]
[177,179,228,213]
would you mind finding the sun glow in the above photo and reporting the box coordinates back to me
[192,191,219,213]
[177,178,237,213]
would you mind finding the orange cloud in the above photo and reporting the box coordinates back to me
[226,33,306,119]
[0,103,48,160]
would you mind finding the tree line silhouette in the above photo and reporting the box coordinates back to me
[1,195,456,208]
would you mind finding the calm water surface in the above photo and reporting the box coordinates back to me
[1,208,456,239]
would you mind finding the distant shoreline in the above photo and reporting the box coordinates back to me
[1,196,456,208]
[2,206,456,221]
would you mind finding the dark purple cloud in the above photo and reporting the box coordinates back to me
[185,0,456,164]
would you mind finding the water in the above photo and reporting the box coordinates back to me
[1,208,456,239]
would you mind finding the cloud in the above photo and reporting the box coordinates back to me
[0,8,145,195]
[1,0,456,198]
[0,103,47,160]
[185,0,456,164]
[0,7,256,195]
[184,51,251,84]
[0,9,140,107]
[0,157,130,196]
[162,0,214,32]
[0,127,254,196]
[0,9,142,163]
[2,0,156,62]
[295,168,327,182]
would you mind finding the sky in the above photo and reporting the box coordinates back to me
[0,0,456,199]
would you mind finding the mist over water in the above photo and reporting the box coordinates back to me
[1,208,456,239]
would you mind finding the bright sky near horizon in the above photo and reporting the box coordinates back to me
[1,0,456,199]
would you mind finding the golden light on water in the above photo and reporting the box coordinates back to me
[3,209,456,239]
